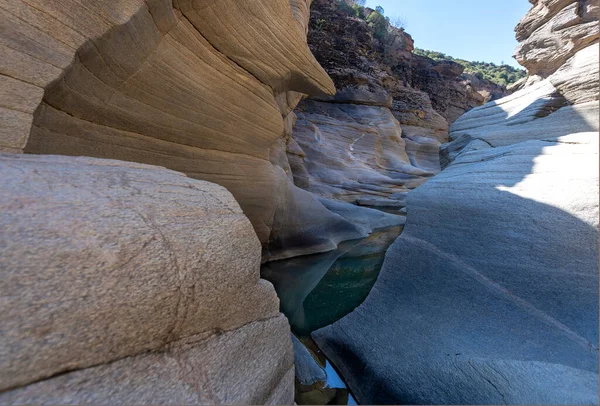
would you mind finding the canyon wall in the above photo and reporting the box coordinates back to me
[0,0,346,402]
[313,1,599,404]
[286,0,510,212]
[0,0,382,263]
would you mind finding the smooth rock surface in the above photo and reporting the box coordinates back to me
[314,132,599,404]
[313,3,599,401]
[1,0,358,262]
[291,100,436,209]
[0,154,292,403]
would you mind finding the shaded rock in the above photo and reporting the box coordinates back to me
[0,154,293,403]
[292,335,327,387]
[317,197,406,231]
[314,132,599,405]
[0,0,355,263]
[431,60,465,77]
[315,86,393,107]
[263,226,402,337]
[312,4,599,402]
[291,100,434,209]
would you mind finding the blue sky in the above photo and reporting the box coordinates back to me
[363,0,532,68]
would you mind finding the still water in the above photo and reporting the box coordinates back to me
[261,225,403,404]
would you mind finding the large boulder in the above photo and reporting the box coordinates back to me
[0,154,293,404]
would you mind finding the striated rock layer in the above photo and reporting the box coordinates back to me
[306,0,508,126]
[313,1,599,404]
[285,0,514,213]
[0,154,293,404]
[0,0,379,262]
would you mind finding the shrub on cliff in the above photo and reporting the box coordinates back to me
[367,10,389,40]
[414,48,527,86]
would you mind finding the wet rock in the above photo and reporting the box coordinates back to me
[292,335,327,387]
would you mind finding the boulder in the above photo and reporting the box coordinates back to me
[0,154,293,404]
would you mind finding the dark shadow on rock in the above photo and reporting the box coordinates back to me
[312,96,599,404]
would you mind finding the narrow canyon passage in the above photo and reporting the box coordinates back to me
[263,224,402,404]
[0,0,598,404]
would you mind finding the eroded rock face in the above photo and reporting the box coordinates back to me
[306,0,507,126]
[1,0,371,262]
[0,154,293,404]
[514,0,599,77]
[290,100,436,210]
[313,2,599,404]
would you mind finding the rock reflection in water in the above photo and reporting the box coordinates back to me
[262,225,402,337]
[261,225,402,405]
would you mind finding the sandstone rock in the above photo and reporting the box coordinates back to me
[431,60,465,77]
[1,0,366,261]
[514,0,599,76]
[312,4,599,401]
[0,154,292,403]
[174,0,335,95]
[291,100,435,209]
[548,43,600,103]
[1,316,293,405]
[263,225,403,337]
[306,0,506,126]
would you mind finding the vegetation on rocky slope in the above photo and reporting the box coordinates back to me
[414,48,527,87]
[334,0,526,87]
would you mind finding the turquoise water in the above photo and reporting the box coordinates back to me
[261,225,402,404]
[262,225,402,338]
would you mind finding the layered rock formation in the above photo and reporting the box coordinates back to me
[313,1,599,404]
[514,0,599,77]
[306,0,508,125]
[1,0,386,263]
[0,154,293,404]
[285,0,512,212]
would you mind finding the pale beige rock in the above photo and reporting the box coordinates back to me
[0,0,353,261]
[0,154,290,403]
[548,43,600,103]
[174,0,335,95]
[514,0,599,76]
[0,316,294,405]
